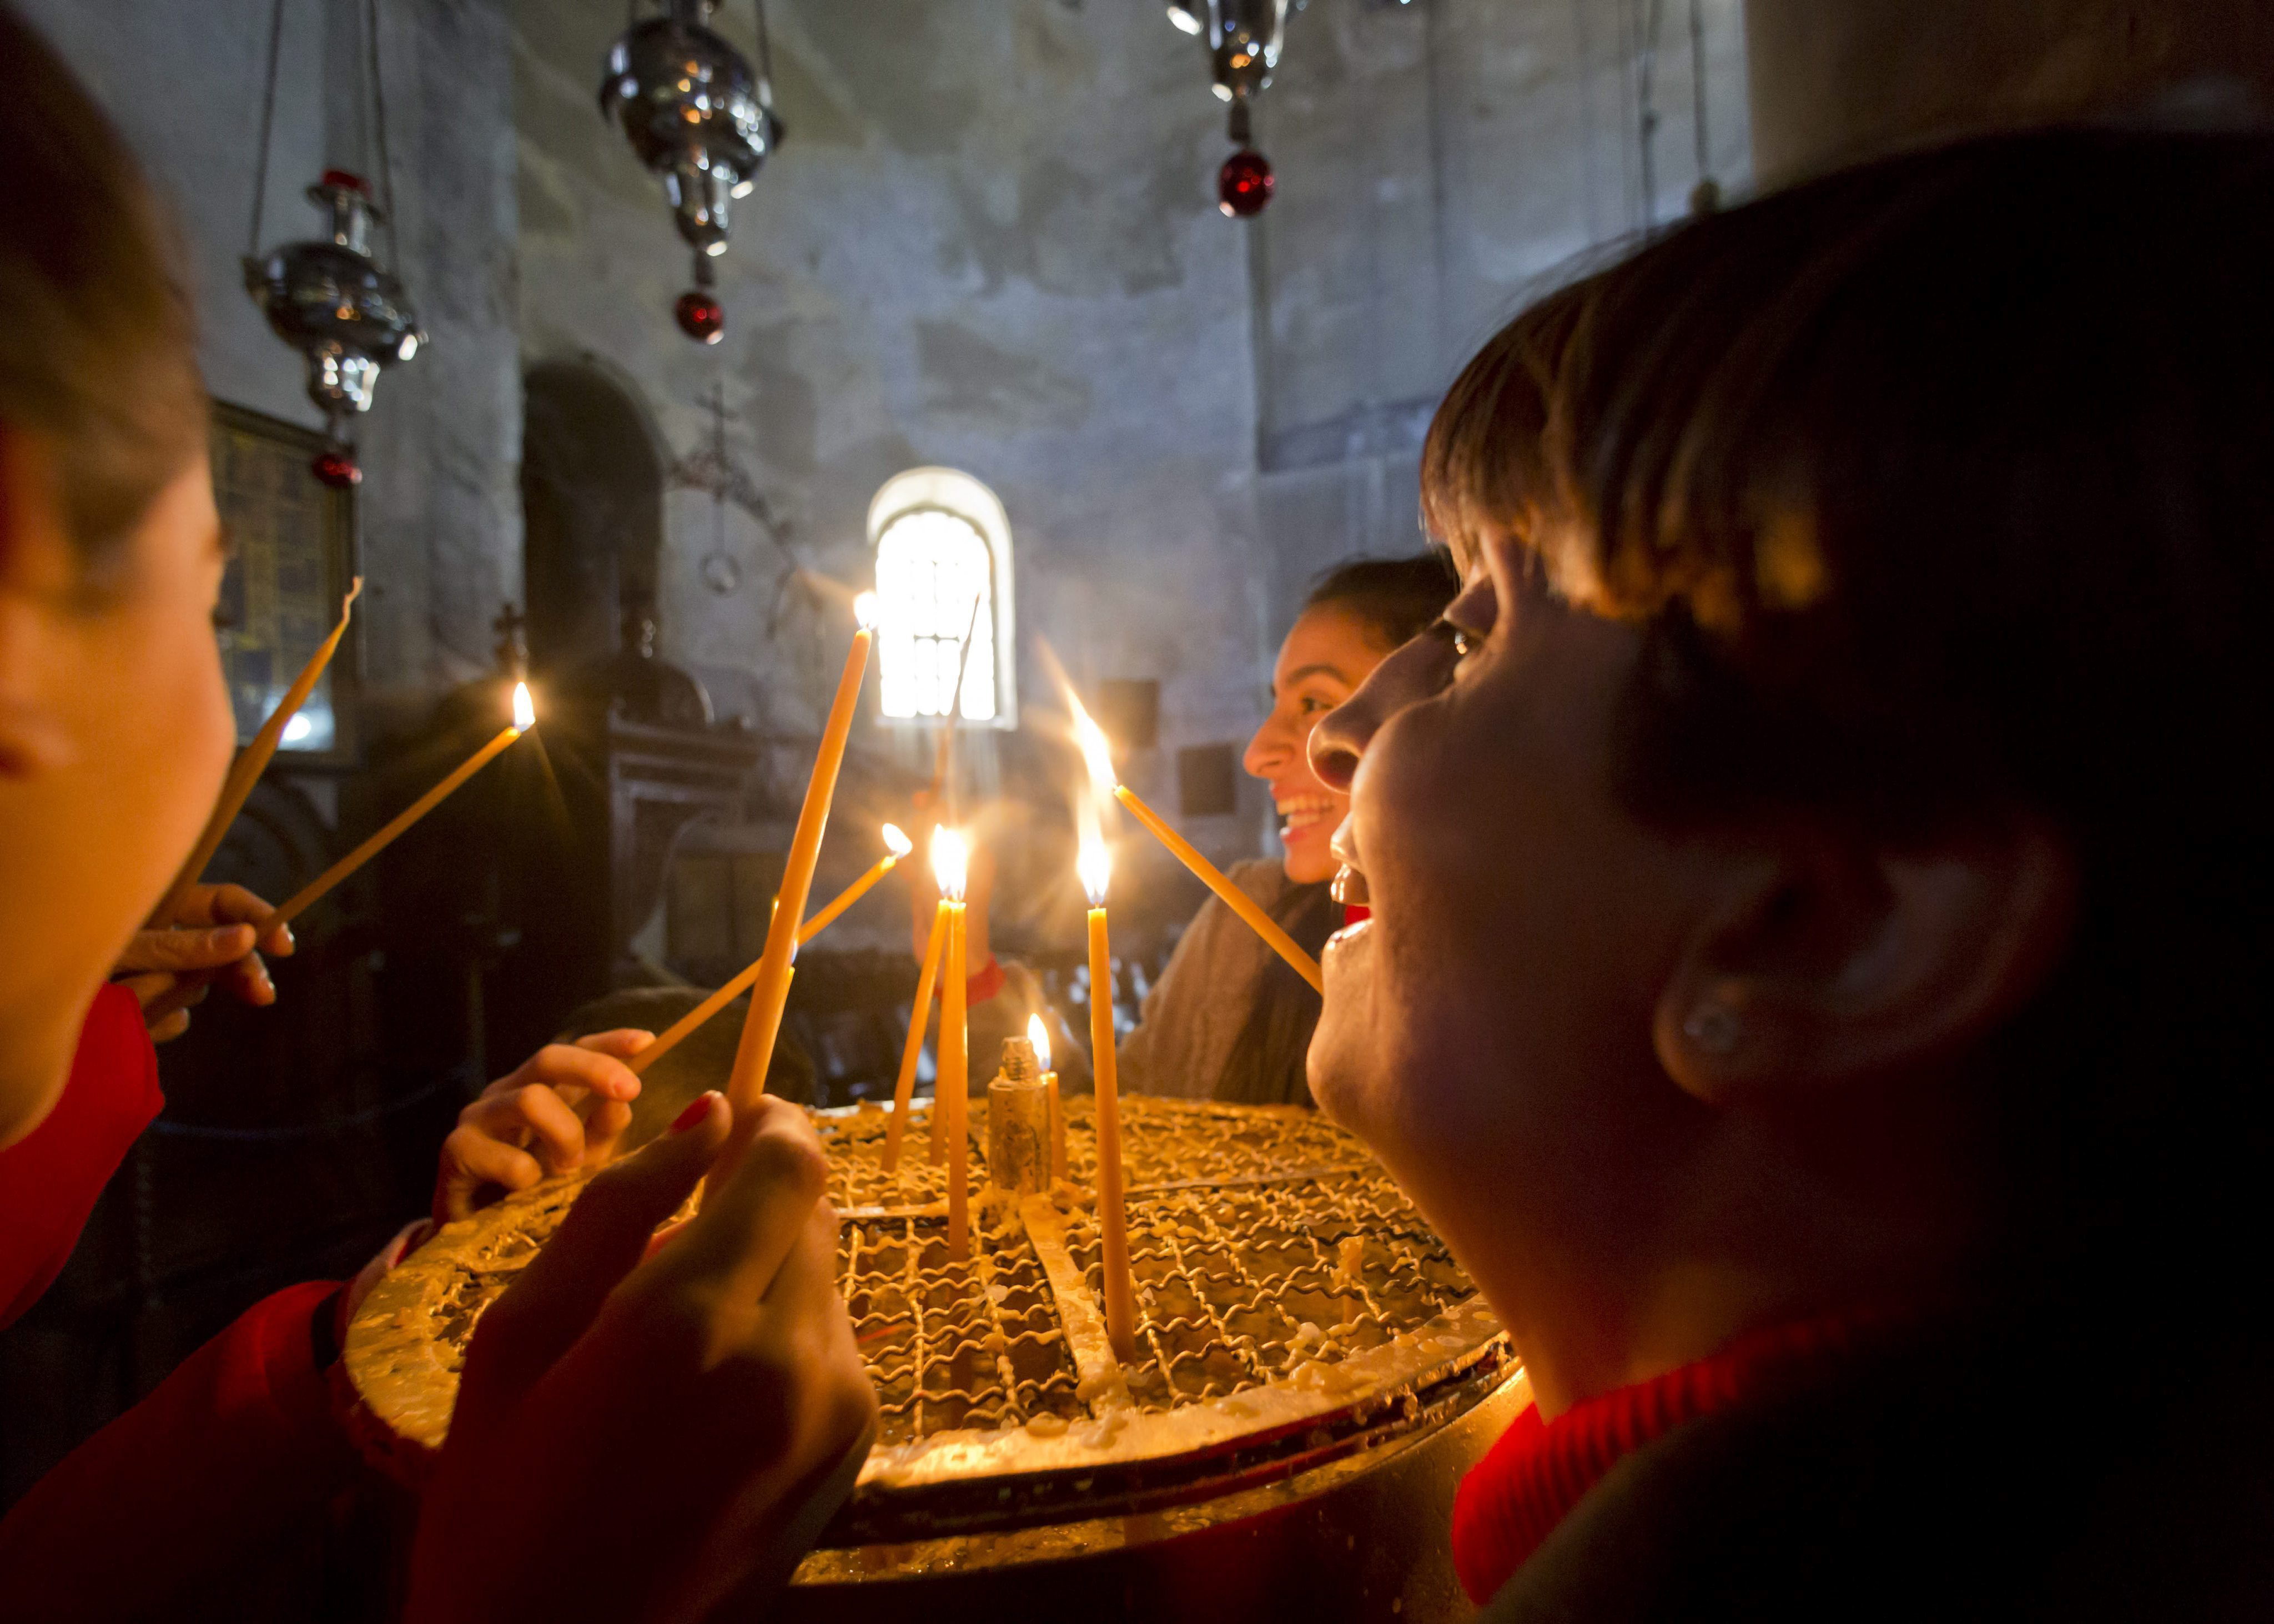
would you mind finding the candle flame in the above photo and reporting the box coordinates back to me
[511,681,535,731]
[1027,1012,1052,1073]
[932,825,969,901]
[1064,686,1120,798]
[853,590,881,632]
[882,822,913,858]
[1079,831,1111,908]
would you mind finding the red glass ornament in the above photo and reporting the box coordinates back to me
[311,448,361,489]
[1218,149,1274,218]
[675,289,726,344]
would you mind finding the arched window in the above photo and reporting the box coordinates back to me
[869,467,1015,727]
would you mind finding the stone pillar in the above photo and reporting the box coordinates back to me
[1746,0,2274,188]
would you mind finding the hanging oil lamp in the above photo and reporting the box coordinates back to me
[240,0,425,489]
[600,0,781,343]
[1167,0,1290,217]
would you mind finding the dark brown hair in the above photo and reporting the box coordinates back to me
[1423,130,2274,1277]
[0,4,205,557]
[1301,552,1460,650]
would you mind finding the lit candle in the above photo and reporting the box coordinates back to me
[1030,1011,1065,1186]
[882,891,950,1174]
[142,680,535,1024]
[630,823,913,1078]
[153,577,362,927]
[1082,835,1138,1361]
[934,828,971,1260]
[1115,783,1323,994]
[721,594,879,1137]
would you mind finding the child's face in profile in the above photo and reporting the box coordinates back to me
[0,443,233,1146]
[1304,532,1731,1401]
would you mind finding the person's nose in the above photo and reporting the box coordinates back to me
[1243,710,1290,781]
[1311,636,1450,793]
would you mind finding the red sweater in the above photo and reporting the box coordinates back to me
[0,984,362,1620]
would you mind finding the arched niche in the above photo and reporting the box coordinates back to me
[520,359,665,673]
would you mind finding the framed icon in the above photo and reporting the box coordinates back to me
[209,401,360,766]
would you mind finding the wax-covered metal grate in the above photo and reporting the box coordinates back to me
[1062,1168,1473,1411]
[818,1093,1377,1214]
[840,1203,1089,1445]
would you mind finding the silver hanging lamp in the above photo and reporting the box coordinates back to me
[240,0,425,489]
[1167,1,1292,217]
[600,0,782,343]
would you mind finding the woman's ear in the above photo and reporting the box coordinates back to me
[1653,812,2076,1107]
[0,426,79,780]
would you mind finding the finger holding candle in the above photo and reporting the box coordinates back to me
[153,577,362,928]
[1082,836,1138,1361]
[142,681,535,1024]
[718,595,878,1153]
[882,897,950,1174]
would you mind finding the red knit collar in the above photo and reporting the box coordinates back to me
[1450,1313,1883,1604]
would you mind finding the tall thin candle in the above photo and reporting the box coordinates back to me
[1114,783,1323,993]
[630,824,913,1078]
[722,594,879,1137]
[143,680,534,1023]
[882,897,949,1174]
[935,828,970,1260]
[1083,837,1138,1361]
[153,577,362,927]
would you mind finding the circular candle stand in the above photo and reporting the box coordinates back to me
[343,1095,1523,1622]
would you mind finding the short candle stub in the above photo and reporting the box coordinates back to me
[987,1038,1050,1195]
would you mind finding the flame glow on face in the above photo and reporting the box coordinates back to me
[1027,1012,1052,1073]
[854,590,881,632]
[511,681,535,731]
[931,825,969,901]
[882,822,913,859]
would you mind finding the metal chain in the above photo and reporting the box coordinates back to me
[365,0,403,270]
[246,0,288,258]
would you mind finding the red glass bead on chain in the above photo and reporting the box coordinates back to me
[675,289,726,344]
[1218,148,1274,218]
[311,448,361,489]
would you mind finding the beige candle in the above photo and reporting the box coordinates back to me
[1030,1012,1066,1186]
[153,577,361,927]
[935,828,970,1260]
[882,896,950,1174]
[1083,837,1138,1361]
[721,594,879,1140]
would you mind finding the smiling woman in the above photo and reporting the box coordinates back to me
[1113,552,1453,1109]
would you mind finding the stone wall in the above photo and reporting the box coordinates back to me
[22,0,522,715]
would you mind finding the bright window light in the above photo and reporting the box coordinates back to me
[868,468,1015,727]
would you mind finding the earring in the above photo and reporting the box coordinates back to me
[1681,1002,1743,1057]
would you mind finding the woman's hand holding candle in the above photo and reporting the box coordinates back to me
[430,1030,653,1226]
